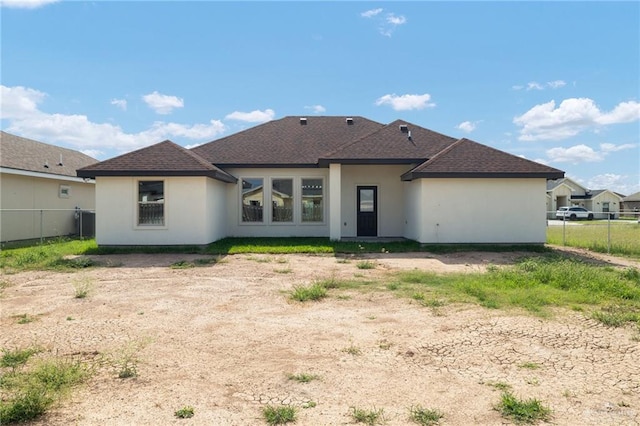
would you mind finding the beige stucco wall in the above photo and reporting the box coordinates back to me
[339,165,407,238]
[410,178,547,243]
[0,172,95,242]
[95,176,226,245]
[403,179,423,241]
[590,192,623,219]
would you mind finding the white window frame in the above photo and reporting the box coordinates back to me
[59,184,71,198]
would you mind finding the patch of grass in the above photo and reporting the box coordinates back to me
[287,373,319,383]
[302,401,317,409]
[0,238,98,272]
[496,392,551,424]
[518,362,541,370]
[342,345,362,356]
[262,405,296,425]
[356,260,376,270]
[72,277,92,299]
[408,405,444,425]
[290,283,327,302]
[14,314,36,324]
[350,406,385,425]
[378,340,392,350]
[0,356,89,424]
[170,260,195,269]
[275,267,292,274]
[486,381,512,392]
[592,305,640,327]
[174,406,194,418]
[1,348,39,370]
[547,222,640,257]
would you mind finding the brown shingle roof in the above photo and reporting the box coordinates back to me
[0,131,98,177]
[401,138,564,180]
[77,140,236,182]
[192,116,384,166]
[320,119,458,164]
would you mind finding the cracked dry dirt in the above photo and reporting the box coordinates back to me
[1,251,639,425]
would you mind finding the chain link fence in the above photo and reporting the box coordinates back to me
[0,208,95,243]
[547,210,640,256]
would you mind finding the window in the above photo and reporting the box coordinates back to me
[272,178,293,222]
[59,184,71,198]
[602,202,610,213]
[242,178,264,222]
[301,178,323,222]
[138,181,164,225]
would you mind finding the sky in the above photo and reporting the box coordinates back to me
[1,0,639,195]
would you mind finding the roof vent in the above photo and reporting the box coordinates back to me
[346,117,354,125]
[300,117,307,125]
[399,124,409,133]
[58,154,63,166]
[44,160,49,169]
[407,130,412,141]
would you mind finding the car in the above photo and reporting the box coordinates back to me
[556,206,594,221]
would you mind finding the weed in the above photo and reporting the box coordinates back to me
[356,260,376,270]
[592,305,640,327]
[194,257,216,266]
[412,292,425,301]
[290,283,327,302]
[112,340,148,379]
[0,357,89,424]
[72,277,92,299]
[263,405,296,425]
[496,391,551,424]
[518,362,541,370]
[66,316,74,321]
[487,381,512,391]
[524,377,539,386]
[562,389,575,398]
[170,260,194,269]
[14,313,35,324]
[618,401,630,407]
[287,373,319,383]
[302,401,317,408]
[275,268,292,274]
[336,295,351,300]
[1,347,39,369]
[378,340,392,350]
[351,406,385,425]
[336,258,350,264]
[408,405,444,425]
[342,345,362,356]
[174,406,195,418]
[386,282,400,290]
[275,257,289,264]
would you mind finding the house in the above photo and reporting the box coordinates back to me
[77,116,564,246]
[546,177,624,219]
[0,131,97,242]
[621,191,640,214]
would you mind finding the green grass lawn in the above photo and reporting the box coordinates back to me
[547,222,640,257]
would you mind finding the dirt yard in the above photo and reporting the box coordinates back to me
[1,250,638,425]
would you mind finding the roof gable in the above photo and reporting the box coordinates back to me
[401,138,564,180]
[320,119,458,164]
[623,191,640,202]
[77,140,236,182]
[191,116,384,166]
[0,131,98,178]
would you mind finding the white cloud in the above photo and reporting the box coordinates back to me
[587,174,639,195]
[0,0,58,8]
[527,82,544,91]
[546,144,603,163]
[457,120,480,133]
[512,85,524,91]
[1,84,226,158]
[225,109,275,123]
[600,142,637,153]
[547,80,566,89]
[304,105,326,114]
[545,142,637,164]
[142,91,184,115]
[513,98,640,141]
[375,93,435,111]
[110,99,127,111]
[386,13,406,25]
[361,8,383,18]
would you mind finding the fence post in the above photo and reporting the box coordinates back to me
[80,209,83,239]
[607,213,611,254]
[562,214,566,246]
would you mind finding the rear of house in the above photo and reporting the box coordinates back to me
[78,116,564,245]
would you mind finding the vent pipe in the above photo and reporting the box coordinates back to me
[300,117,307,125]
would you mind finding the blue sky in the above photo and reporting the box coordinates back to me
[1,1,639,194]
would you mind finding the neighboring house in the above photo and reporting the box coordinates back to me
[77,116,563,246]
[546,177,624,219]
[621,191,640,213]
[0,131,97,242]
